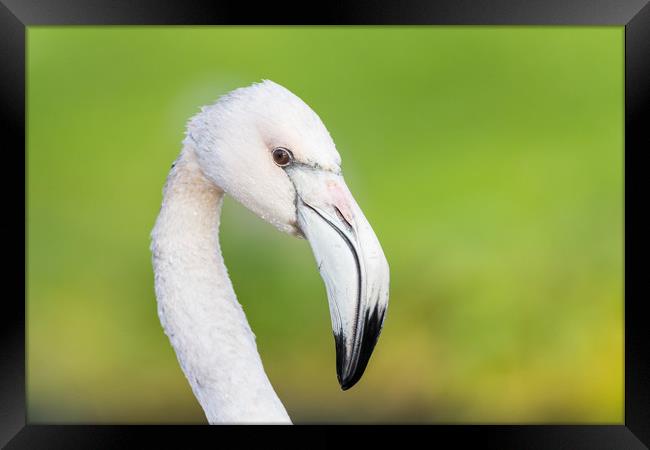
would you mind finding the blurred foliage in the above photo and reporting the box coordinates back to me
[27,27,623,423]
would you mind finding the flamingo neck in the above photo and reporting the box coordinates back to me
[150,145,291,424]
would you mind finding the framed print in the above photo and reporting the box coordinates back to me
[3,0,649,448]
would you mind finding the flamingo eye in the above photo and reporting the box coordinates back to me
[272,147,293,167]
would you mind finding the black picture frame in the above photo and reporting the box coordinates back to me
[3,0,648,448]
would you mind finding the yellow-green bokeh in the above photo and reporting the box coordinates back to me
[27,26,624,423]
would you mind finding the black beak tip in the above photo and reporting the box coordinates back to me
[334,305,387,392]
[335,351,363,391]
[334,340,364,391]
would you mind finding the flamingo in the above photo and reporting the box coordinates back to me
[150,80,390,424]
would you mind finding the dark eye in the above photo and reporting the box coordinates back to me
[272,147,293,167]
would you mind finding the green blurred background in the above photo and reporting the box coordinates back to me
[27,27,623,423]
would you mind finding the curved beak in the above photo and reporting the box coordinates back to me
[287,168,390,390]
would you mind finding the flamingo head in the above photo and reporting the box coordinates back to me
[186,80,389,390]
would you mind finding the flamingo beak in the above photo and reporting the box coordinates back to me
[287,168,390,390]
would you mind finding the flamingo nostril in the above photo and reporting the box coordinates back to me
[334,205,353,231]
